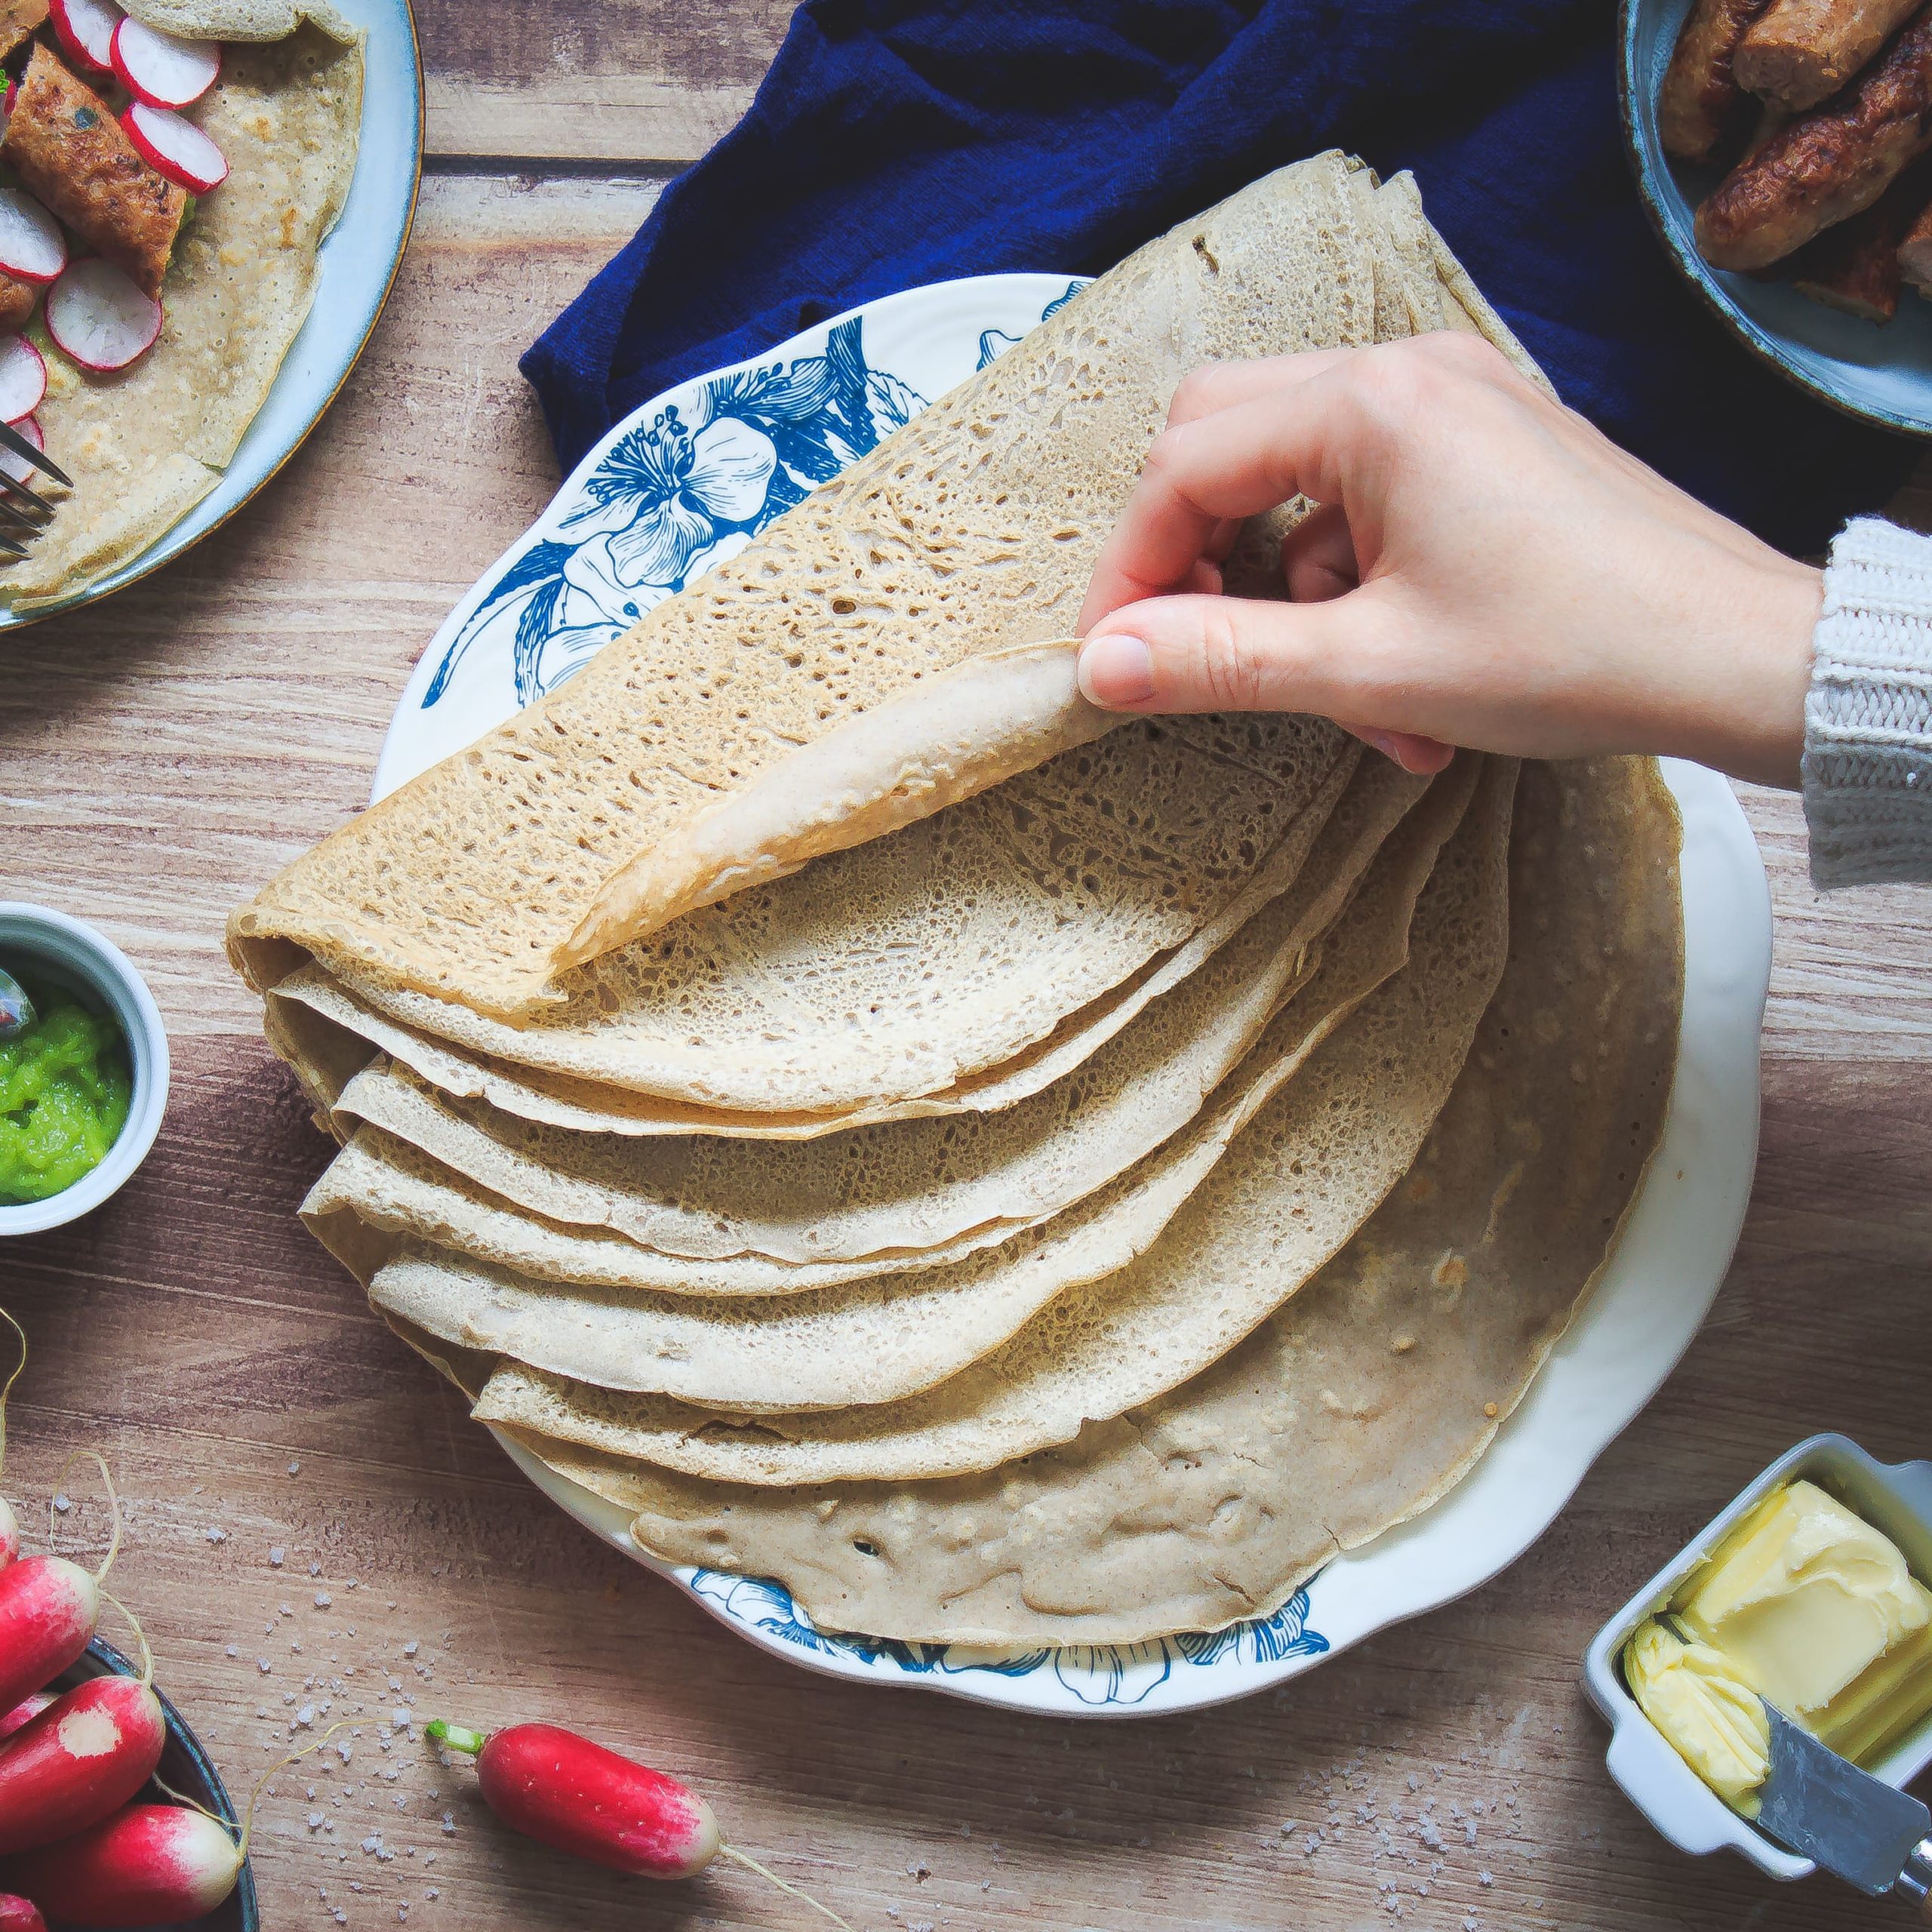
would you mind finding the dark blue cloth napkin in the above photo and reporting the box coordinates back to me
[521,0,1916,556]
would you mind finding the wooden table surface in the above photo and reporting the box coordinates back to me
[3,8,1930,1930]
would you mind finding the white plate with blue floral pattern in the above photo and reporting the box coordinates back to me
[376,274,1772,1716]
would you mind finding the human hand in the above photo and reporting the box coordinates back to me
[1076,334,1820,788]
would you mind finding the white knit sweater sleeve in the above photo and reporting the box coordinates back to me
[1803,516,1932,888]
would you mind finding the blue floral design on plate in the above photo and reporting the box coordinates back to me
[685,1570,1327,1709]
[976,277,1083,370]
[422,316,930,710]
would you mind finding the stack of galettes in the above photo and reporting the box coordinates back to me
[229,152,1684,1648]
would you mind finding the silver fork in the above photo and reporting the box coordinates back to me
[0,419,71,558]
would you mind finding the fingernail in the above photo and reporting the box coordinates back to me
[1364,731,1401,764]
[1078,633,1155,708]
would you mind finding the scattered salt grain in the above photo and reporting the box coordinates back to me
[257,1659,271,1675]
[288,1460,300,1475]
[315,1592,332,1608]
[224,1644,238,1659]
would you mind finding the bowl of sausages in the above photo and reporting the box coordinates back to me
[1622,0,1932,432]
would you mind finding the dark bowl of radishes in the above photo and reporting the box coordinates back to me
[1,1638,255,1932]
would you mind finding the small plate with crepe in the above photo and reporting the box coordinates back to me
[0,0,420,623]
[231,153,1771,1716]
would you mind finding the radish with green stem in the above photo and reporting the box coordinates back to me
[426,1718,853,1927]
[0,1672,166,1854]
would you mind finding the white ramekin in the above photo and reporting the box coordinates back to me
[0,903,169,1237]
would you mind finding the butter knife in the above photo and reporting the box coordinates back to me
[1756,1706,1932,1913]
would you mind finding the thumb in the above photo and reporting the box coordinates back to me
[1076,592,1454,774]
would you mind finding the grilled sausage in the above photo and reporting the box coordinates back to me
[1695,7,1932,268]
[1662,0,1777,160]
[1789,161,1930,315]
[1736,0,1924,107]
[1896,188,1932,289]
[2,44,184,298]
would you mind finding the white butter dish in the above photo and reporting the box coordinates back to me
[1583,1432,1932,1882]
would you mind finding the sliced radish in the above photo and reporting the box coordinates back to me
[45,261,161,373]
[121,101,227,194]
[110,16,219,109]
[1,417,47,488]
[0,339,45,422]
[48,0,122,75]
[0,189,66,288]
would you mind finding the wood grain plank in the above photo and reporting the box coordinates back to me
[414,0,790,162]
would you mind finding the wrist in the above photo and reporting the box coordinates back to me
[1666,555,1819,789]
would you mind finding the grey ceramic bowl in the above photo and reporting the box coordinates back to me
[1620,0,1932,435]
[50,1638,259,1931]
[0,903,169,1238]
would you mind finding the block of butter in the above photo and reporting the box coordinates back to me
[1625,1478,1932,1812]
[1678,1478,1932,1764]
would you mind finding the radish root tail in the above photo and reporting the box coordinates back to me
[158,1717,368,1860]
[719,1846,858,1932]
[48,1447,121,1583]
[237,1718,365,1858]
[97,1587,152,1688]
[0,1308,23,1479]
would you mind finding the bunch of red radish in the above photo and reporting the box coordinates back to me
[0,1488,248,1930]
[0,0,228,425]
